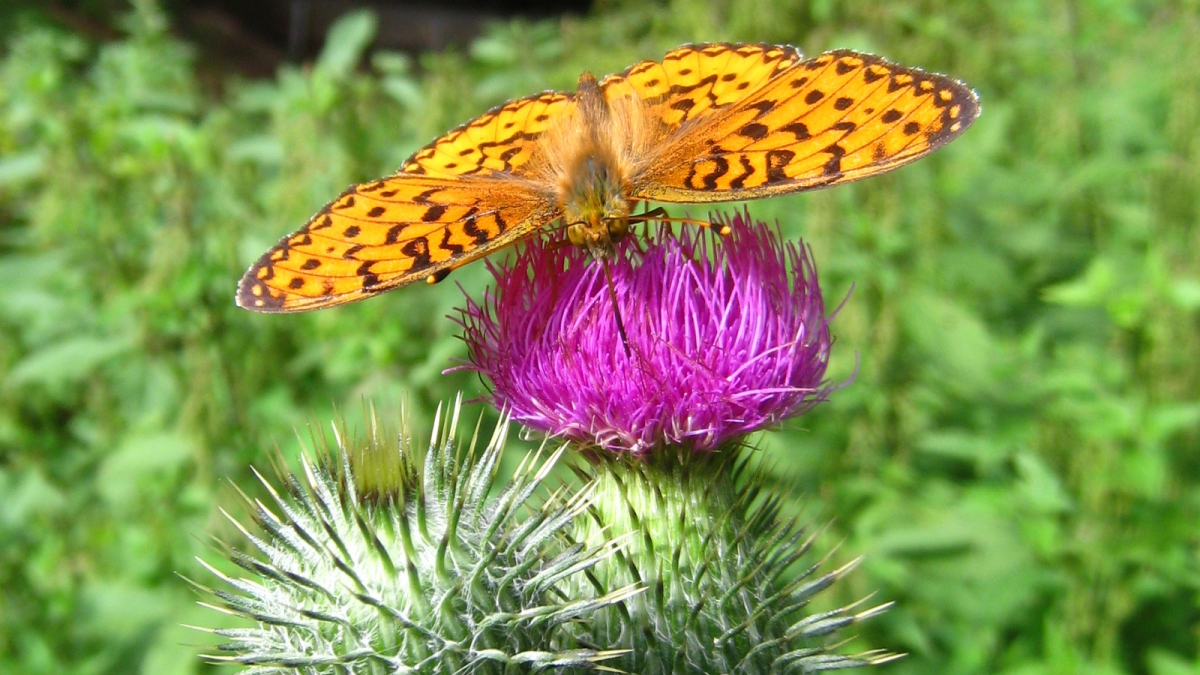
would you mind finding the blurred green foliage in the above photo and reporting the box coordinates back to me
[1,0,1198,673]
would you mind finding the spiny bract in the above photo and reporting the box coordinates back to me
[569,448,899,675]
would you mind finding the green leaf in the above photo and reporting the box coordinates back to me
[0,151,46,187]
[7,335,135,390]
[97,433,198,509]
[1014,452,1072,514]
[1147,649,1200,675]
[1043,258,1115,308]
[1169,277,1200,312]
[315,9,378,79]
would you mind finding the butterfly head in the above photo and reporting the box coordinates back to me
[560,138,632,259]
[565,212,630,259]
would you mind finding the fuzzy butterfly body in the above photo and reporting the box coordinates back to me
[239,43,978,312]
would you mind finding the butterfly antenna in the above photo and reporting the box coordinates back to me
[627,207,731,235]
[601,257,631,357]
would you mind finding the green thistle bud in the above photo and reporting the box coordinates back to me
[187,396,636,674]
[568,447,898,674]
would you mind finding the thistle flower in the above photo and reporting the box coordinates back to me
[454,209,834,455]
[454,210,891,673]
[188,397,636,674]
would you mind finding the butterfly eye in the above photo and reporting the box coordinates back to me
[608,218,631,241]
[566,222,587,247]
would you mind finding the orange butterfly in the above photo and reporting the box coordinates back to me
[238,43,978,312]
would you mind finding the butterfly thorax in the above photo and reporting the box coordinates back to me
[555,72,634,259]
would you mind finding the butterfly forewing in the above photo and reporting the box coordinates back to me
[633,49,979,202]
[237,175,558,312]
[600,43,802,129]
[399,92,573,178]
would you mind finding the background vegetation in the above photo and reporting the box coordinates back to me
[2,0,1198,673]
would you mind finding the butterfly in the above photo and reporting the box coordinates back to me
[238,43,978,312]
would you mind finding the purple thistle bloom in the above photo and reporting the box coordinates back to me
[452,209,835,455]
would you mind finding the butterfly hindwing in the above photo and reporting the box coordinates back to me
[633,49,980,202]
[237,175,559,312]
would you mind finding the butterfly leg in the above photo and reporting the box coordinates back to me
[624,203,649,254]
[628,233,647,255]
[545,219,576,250]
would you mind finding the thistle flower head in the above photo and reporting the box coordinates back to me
[455,210,834,455]
[569,450,898,675]
[189,397,634,674]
